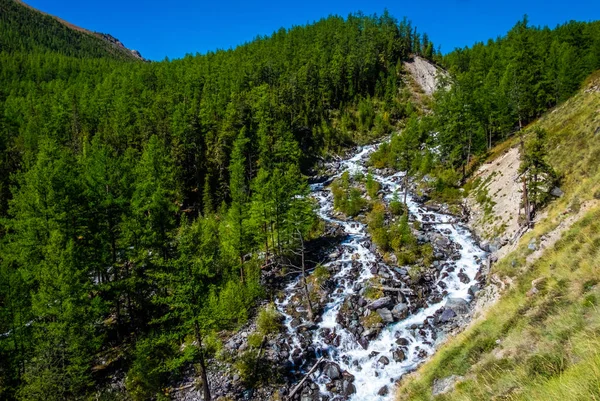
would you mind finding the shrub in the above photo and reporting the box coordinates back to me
[346,188,366,216]
[247,332,264,348]
[369,141,393,169]
[312,264,331,285]
[389,193,405,216]
[256,305,283,336]
[367,202,389,251]
[366,173,381,198]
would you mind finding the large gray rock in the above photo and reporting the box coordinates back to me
[550,187,564,197]
[342,379,356,396]
[439,308,456,323]
[323,362,342,380]
[391,303,409,320]
[367,296,392,310]
[377,308,394,323]
[445,297,469,315]
[431,234,451,250]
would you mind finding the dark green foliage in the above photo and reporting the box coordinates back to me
[1,1,599,399]
[389,193,405,216]
[519,128,557,215]
[366,172,381,198]
[434,17,600,174]
[256,305,283,336]
[0,0,140,59]
[331,172,367,217]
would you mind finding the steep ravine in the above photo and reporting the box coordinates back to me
[275,141,487,401]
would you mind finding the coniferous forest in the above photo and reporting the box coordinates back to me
[1,0,600,399]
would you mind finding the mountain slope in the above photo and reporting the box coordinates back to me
[397,71,600,401]
[0,0,143,60]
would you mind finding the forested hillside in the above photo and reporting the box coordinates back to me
[1,0,600,399]
[0,2,436,399]
[0,0,141,59]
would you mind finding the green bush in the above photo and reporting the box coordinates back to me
[367,202,390,251]
[366,173,381,198]
[369,141,393,169]
[389,193,405,216]
[256,305,283,336]
[312,264,331,285]
[247,332,264,348]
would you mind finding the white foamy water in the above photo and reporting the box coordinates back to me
[276,141,486,400]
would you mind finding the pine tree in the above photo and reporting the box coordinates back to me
[223,128,251,282]
[519,128,557,220]
[392,116,421,207]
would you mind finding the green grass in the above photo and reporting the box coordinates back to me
[396,72,600,401]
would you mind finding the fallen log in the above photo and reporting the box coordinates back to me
[287,356,325,400]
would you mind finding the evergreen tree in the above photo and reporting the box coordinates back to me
[519,128,557,219]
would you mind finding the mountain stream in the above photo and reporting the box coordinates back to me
[275,141,486,401]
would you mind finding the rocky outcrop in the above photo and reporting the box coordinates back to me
[95,32,145,60]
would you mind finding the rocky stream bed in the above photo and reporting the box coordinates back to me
[176,141,488,401]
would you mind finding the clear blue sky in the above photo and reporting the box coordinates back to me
[24,0,600,61]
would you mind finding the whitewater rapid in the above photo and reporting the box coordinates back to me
[276,142,486,400]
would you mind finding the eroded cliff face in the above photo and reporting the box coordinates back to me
[403,56,447,96]
[466,147,523,251]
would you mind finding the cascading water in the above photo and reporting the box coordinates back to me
[276,141,486,400]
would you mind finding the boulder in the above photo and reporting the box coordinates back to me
[468,284,481,297]
[458,271,470,284]
[395,337,410,346]
[341,379,356,396]
[391,303,409,320]
[367,296,393,310]
[439,308,456,323]
[377,385,389,396]
[445,297,469,315]
[323,362,342,380]
[392,348,406,362]
[377,308,394,323]
[551,187,564,197]
[378,355,390,365]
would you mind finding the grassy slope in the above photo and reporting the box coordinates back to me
[396,70,600,400]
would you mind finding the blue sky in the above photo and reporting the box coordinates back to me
[24,0,600,61]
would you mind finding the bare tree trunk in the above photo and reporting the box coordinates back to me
[522,176,531,227]
[403,173,409,213]
[194,321,212,401]
[239,254,245,283]
[264,222,269,267]
[519,123,531,227]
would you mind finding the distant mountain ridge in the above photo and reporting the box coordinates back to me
[1,0,144,60]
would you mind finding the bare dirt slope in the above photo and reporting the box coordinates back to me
[467,146,522,246]
[403,56,447,95]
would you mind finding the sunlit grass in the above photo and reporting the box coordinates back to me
[396,73,600,401]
